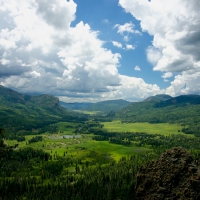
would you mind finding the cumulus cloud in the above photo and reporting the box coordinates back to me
[119,0,200,96]
[0,0,163,102]
[134,65,141,71]
[146,46,162,66]
[126,44,135,50]
[0,0,121,96]
[114,22,141,35]
[35,0,76,30]
[112,42,135,50]
[117,75,161,101]
[166,69,200,96]
[162,72,173,83]
[112,41,123,48]
[161,72,173,79]
[114,22,141,41]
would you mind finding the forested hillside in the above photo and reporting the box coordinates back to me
[115,94,200,136]
[143,94,172,102]
[0,85,87,137]
[1,86,200,199]
[116,94,200,122]
[79,99,131,113]
[60,101,92,110]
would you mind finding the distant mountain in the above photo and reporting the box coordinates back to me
[60,99,131,113]
[60,101,92,110]
[0,85,85,131]
[115,94,200,125]
[154,94,200,108]
[80,99,132,113]
[143,94,172,102]
[0,85,62,112]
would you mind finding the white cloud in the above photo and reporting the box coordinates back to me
[0,58,10,65]
[146,46,162,66]
[134,65,141,71]
[126,44,135,50]
[117,75,161,101]
[123,36,129,42]
[0,0,165,102]
[119,0,200,96]
[30,70,41,78]
[114,22,141,35]
[0,0,124,101]
[161,72,173,79]
[114,22,141,41]
[166,67,200,96]
[112,41,123,48]
[35,0,76,30]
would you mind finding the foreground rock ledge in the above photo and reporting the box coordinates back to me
[136,147,200,200]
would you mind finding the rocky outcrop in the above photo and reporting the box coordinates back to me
[136,147,200,200]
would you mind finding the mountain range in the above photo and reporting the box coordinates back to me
[115,94,200,125]
[1,85,200,132]
[60,99,131,113]
[0,85,84,131]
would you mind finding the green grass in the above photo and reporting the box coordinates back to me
[75,110,101,115]
[102,121,183,135]
[5,121,186,163]
[56,122,76,134]
[74,140,149,161]
[6,133,149,161]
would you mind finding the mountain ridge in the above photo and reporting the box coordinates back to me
[0,85,85,133]
[60,99,132,113]
[115,94,200,126]
[143,94,172,102]
[78,99,131,113]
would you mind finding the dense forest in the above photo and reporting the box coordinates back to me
[1,86,200,199]
[114,94,200,136]
[1,127,200,199]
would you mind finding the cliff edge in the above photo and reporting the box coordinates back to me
[136,147,200,200]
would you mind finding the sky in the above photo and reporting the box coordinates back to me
[0,0,200,102]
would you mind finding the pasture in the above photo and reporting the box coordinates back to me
[75,110,101,115]
[6,132,149,162]
[102,121,183,135]
[5,120,187,166]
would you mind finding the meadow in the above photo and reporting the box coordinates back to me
[6,133,149,163]
[4,118,200,199]
[75,110,101,115]
[102,120,184,135]
[5,120,186,166]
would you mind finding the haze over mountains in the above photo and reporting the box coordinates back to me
[60,99,131,113]
[1,85,200,199]
[1,85,200,129]
[143,94,172,102]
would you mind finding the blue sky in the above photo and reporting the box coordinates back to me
[0,0,200,102]
[72,0,168,88]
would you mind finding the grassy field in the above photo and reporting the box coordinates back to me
[6,132,149,162]
[56,122,76,134]
[75,110,101,115]
[5,120,186,164]
[102,121,183,135]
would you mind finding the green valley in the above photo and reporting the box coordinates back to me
[1,86,200,199]
[102,121,183,135]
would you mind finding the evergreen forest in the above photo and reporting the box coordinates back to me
[1,86,200,199]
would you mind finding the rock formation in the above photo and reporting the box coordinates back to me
[136,147,200,200]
